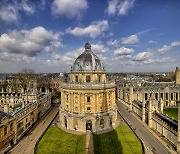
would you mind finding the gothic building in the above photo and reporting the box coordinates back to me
[59,42,117,133]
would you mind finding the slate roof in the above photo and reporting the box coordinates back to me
[0,111,11,123]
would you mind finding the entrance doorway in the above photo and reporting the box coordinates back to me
[86,120,92,131]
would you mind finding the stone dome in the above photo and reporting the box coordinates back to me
[72,42,104,71]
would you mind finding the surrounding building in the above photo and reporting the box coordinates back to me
[0,90,51,153]
[0,111,14,153]
[117,68,180,151]
[59,42,117,133]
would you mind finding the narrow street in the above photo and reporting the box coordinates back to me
[117,101,174,154]
[8,106,59,154]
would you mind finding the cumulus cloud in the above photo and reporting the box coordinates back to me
[133,52,151,61]
[157,45,171,54]
[0,0,34,23]
[107,0,135,16]
[51,0,88,18]
[121,34,139,44]
[114,47,134,56]
[171,41,180,47]
[107,39,119,47]
[0,26,62,57]
[157,41,180,54]
[91,44,109,53]
[66,20,109,38]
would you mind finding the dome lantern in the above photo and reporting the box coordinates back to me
[85,41,91,52]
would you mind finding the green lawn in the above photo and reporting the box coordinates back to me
[163,108,178,120]
[36,126,86,154]
[93,125,143,154]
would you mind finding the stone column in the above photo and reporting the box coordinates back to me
[177,101,180,153]
[148,100,152,128]
[129,86,133,111]
[142,100,146,122]
[160,98,163,113]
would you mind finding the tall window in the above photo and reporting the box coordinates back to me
[75,76,78,82]
[87,96,90,103]
[66,94,69,102]
[155,93,158,100]
[86,76,91,82]
[98,75,101,82]
[145,93,148,100]
[166,93,168,100]
[4,126,7,136]
[161,93,163,99]
[10,123,13,132]
[171,93,173,100]
[176,93,178,100]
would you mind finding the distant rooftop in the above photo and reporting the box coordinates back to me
[0,110,11,123]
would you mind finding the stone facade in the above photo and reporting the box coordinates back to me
[117,67,180,150]
[59,42,117,133]
[0,92,51,153]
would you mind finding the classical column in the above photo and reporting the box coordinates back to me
[177,101,180,153]
[148,100,152,128]
[160,98,163,113]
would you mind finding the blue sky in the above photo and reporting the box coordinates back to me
[0,0,180,73]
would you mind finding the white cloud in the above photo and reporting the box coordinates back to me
[114,47,134,56]
[0,26,62,57]
[121,34,139,44]
[148,40,157,44]
[171,41,180,47]
[157,45,171,54]
[112,55,132,61]
[107,39,119,47]
[51,0,88,18]
[91,44,108,53]
[0,0,34,23]
[157,41,180,54]
[66,20,109,38]
[133,52,151,61]
[107,0,135,16]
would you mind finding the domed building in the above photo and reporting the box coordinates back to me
[59,42,117,133]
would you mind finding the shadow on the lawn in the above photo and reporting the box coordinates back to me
[93,129,122,154]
